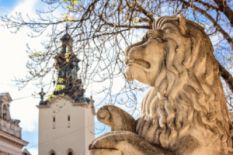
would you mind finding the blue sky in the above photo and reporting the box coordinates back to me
[0,0,19,13]
[0,0,18,7]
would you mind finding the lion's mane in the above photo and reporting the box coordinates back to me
[134,16,233,153]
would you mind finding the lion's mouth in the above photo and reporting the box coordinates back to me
[126,59,151,69]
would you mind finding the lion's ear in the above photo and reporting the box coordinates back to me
[177,14,187,35]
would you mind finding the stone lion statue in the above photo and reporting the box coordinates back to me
[89,15,233,155]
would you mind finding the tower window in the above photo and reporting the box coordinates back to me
[67,115,71,128]
[67,149,73,155]
[52,116,56,129]
[50,150,56,155]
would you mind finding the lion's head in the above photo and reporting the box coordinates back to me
[125,15,233,153]
[125,15,224,105]
[125,15,215,87]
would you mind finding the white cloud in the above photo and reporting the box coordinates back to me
[10,95,39,132]
[0,0,42,132]
[0,0,42,153]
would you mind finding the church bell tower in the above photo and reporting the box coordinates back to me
[38,30,95,155]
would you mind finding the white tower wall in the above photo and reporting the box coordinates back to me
[38,96,94,155]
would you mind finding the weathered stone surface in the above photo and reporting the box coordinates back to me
[89,15,233,155]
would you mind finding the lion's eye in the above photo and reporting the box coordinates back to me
[153,37,163,42]
[164,28,173,33]
[142,35,148,41]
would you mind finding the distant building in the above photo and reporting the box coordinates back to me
[0,92,28,155]
[38,30,95,155]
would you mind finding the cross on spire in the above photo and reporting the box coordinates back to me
[39,88,46,104]
[65,23,69,34]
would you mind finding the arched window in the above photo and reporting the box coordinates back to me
[2,104,9,120]
[49,150,56,155]
[67,149,73,155]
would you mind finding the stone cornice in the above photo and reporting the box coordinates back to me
[0,130,28,147]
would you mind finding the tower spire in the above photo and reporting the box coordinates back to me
[52,29,90,102]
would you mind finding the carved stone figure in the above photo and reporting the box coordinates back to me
[89,15,233,155]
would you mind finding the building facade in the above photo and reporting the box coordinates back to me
[38,31,95,155]
[0,92,28,155]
